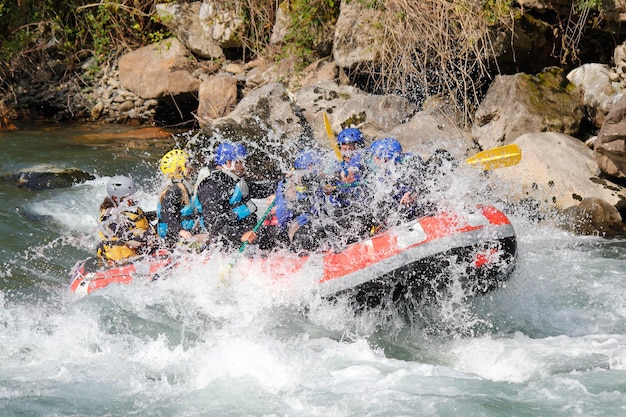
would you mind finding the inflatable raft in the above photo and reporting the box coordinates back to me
[69,204,517,307]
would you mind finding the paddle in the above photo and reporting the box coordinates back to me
[465,143,521,170]
[218,198,276,280]
[323,111,353,179]
[323,111,344,162]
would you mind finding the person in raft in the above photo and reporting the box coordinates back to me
[156,149,203,248]
[195,141,276,252]
[97,175,153,262]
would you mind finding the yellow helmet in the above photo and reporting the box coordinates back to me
[160,149,189,179]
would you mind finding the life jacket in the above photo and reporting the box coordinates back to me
[156,180,199,239]
[195,169,257,223]
[97,203,150,262]
[273,180,292,227]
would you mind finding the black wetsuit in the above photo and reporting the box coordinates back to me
[157,180,196,247]
[196,169,275,250]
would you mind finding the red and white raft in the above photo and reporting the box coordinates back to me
[69,204,517,307]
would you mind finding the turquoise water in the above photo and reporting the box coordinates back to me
[0,124,625,416]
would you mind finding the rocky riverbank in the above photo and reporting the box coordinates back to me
[3,1,626,237]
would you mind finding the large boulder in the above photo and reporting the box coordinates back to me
[155,1,243,59]
[595,92,626,179]
[566,63,621,128]
[473,67,585,150]
[3,164,95,190]
[118,38,200,99]
[293,81,418,148]
[184,83,311,178]
[224,82,305,139]
[192,82,308,153]
[332,1,384,68]
[386,103,475,161]
[491,132,626,211]
[558,197,625,238]
[196,73,238,124]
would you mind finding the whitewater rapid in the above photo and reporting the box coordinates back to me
[1,125,625,416]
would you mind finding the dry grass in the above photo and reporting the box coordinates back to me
[355,0,514,126]
[228,0,276,61]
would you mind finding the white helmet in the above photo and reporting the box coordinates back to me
[107,175,137,199]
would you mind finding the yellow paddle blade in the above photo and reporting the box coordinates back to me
[465,143,522,170]
[323,111,344,162]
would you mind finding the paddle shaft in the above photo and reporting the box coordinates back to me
[323,111,350,175]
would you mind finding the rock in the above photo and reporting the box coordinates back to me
[333,1,384,68]
[118,38,200,99]
[223,63,244,75]
[0,100,18,130]
[567,63,620,128]
[245,57,298,88]
[195,82,308,151]
[490,132,626,211]
[0,115,17,131]
[3,164,95,190]
[297,59,338,88]
[117,100,135,112]
[595,92,626,178]
[386,110,474,160]
[245,62,277,88]
[90,101,104,119]
[270,1,291,45]
[197,73,238,123]
[293,81,418,146]
[559,198,625,238]
[473,67,585,150]
[155,2,243,59]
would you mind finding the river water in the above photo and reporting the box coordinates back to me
[0,124,624,416]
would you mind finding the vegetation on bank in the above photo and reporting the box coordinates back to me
[0,0,608,125]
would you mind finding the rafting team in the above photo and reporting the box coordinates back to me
[97,129,457,263]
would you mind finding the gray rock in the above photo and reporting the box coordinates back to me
[490,132,626,211]
[595,92,626,179]
[473,68,585,150]
[3,164,95,190]
[559,198,625,238]
[155,2,243,59]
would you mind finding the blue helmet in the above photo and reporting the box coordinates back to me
[293,149,322,170]
[215,142,247,165]
[337,128,364,145]
[235,143,247,158]
[370,137,403,163]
